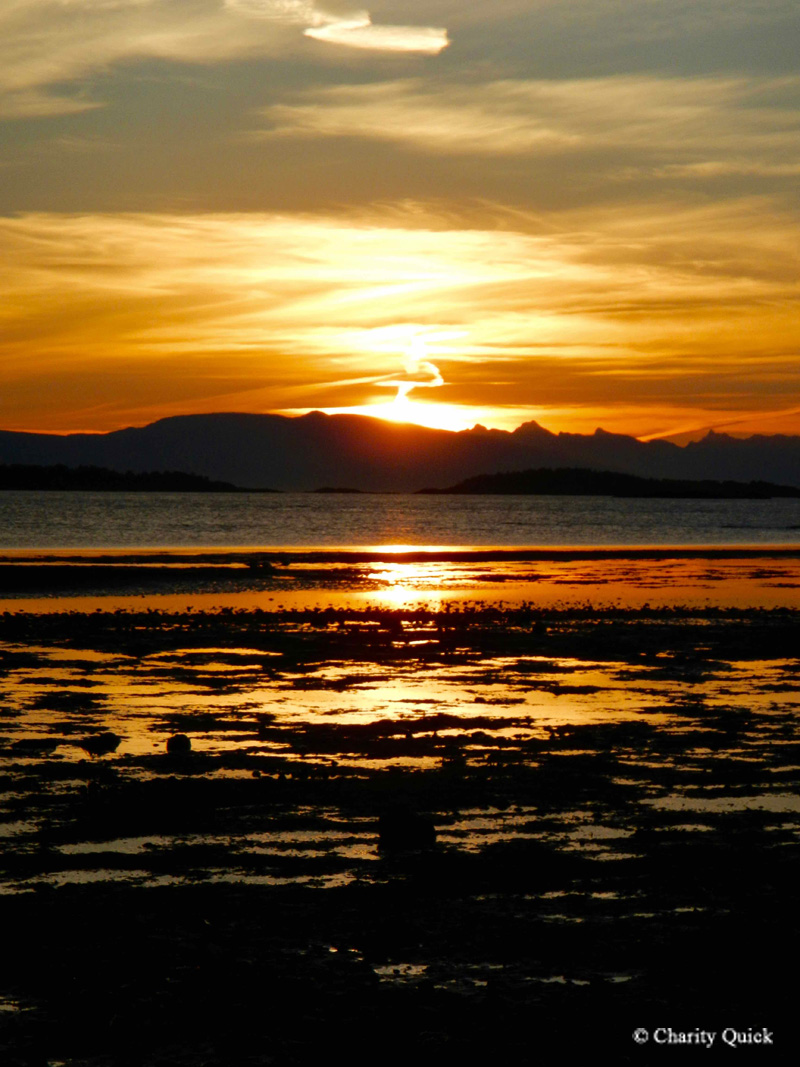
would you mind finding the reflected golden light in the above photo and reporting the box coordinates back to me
[3,554,800,616]
[363,560,450,608]
[366,560,448,584]
[368,585,443,608]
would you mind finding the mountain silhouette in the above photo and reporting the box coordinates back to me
[1,412,799,491]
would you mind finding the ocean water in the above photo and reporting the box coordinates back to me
[2,490,800,549]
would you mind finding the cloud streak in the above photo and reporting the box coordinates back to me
[227,0,448,52]
[256,74,800,168]
[381,335,445,410]
[0,0,447,117]
[1,204,798,435]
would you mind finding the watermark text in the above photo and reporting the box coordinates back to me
[632,1027,774,1049]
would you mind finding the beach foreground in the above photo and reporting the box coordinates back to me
[1,561,798,1062]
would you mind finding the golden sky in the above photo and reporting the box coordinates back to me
[1,1,799,439]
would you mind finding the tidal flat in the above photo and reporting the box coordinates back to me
[1,554,799,1063]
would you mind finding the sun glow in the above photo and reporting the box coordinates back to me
[315,398,474,432]
[379,394,473,432]
[316,331,478,431]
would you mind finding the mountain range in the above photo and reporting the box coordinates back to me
[1,412,799,491]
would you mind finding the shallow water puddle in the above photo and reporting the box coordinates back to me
[645,793,800,814]
[3,643,682,765]
[2,606,799,898]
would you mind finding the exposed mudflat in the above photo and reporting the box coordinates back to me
[1,563,799,1062]
[2,545,800,612]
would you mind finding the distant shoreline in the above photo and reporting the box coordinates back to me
[418,467,800,499]
[0,464,276,493]
[4,544,800,564]
[3,462,800,498]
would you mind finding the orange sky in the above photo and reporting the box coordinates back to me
[1,2,799,440]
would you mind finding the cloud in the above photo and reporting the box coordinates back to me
[305,19,448,54]
[258,79,584,154]
[0,89,103,120]
[0,0,447,118]
[0,0,256,116]
[380,334,445,408]
[227,0,448,53]
[1,202,798,433]
[657,161,800,179]
[255,74,800,166]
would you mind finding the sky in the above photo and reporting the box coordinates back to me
[1,0,799,439]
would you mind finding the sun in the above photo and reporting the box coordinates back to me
[313,331,477,432]
[318,395,473,432]
[377,393,472,432]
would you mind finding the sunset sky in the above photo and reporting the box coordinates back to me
[2,1,799,439]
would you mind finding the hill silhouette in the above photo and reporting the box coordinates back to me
[1,412,799,491]
[418,467,800,498]
[0,464,262,492]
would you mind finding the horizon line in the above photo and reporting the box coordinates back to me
[1,408,786,444]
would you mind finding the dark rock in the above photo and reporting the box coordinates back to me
[79,731,121,756]
[166,733,192,756]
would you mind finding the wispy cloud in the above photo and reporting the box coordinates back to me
[1,203,798,433]
[0,0,447,118]
[255,74,800,168]
[227,0,448,53]
[0,0,248,117]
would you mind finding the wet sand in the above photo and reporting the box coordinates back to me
[1,551,799,1062]
[2,544,800,611]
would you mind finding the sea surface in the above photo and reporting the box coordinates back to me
[2,490,800,549]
